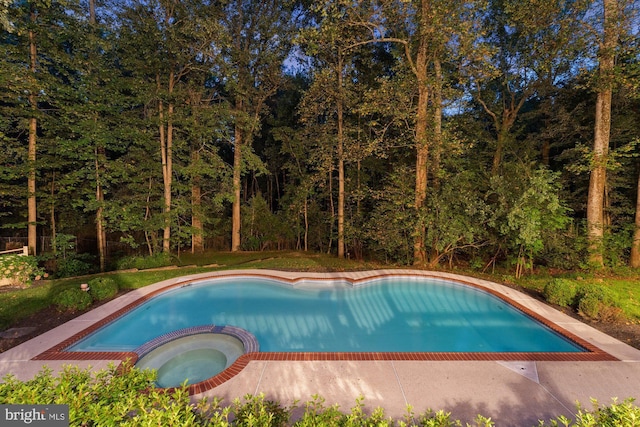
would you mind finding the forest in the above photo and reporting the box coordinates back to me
[0,0,639,277]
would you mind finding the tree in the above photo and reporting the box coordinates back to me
[78,0,110,271]
[467,0,589,176]
[352,0,483,264]
[586,0,620,267]
[116,0,224,254]
[0,0,68,255]
[26,1,38,255]
[222,0,295,251]
[490,167,571,277]
[632,167,640,267]
[298,0,375,258]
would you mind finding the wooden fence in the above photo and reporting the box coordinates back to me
[0,246,29,256]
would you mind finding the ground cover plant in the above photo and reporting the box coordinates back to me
[0,254,44,287]
[1,363,638,427]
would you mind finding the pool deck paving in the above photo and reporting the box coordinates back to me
[1,269,640,426]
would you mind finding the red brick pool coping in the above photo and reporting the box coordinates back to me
[32,272,618,396]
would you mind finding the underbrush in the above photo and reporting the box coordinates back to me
[115,252,176,270]
[1,364,638,427]
[543,278,626,322]
[514,268,640,323]
[0,254,45,287]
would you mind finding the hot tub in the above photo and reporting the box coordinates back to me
[133,325,258,388]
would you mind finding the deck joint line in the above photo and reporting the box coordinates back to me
[254,361,268,395]
[390,361,408,407]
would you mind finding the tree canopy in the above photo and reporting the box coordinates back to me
[1,0,639,276]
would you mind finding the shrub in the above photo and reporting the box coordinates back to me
[52,288,93,312]
[0,255,44,287]
[543,279,579,307]
[116,252,174,270]
[88,277,120,301]
[0,365,638,427]
[575,283,617,320]
[0,363,216,426]
[538,398,640,426]
[55,256,93,278]
[231,394,291,426]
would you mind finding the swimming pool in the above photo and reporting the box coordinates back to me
[68,276,585,353]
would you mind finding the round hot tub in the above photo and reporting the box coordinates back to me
[134,325,258,388]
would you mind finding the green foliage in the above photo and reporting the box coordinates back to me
[88,277,120,301]
[537,398,640,427]
[0,255,44,287]
[575,283,619,320]
[489,167,571,276]
[412,409,494,427]
[0,363,216,426]
[231,394,291,426]
[365,166,417,265]
[421,168,491,267]
[115,253,175,270]
[602,225,635,268]
[52,288,93,312]
[40,235,95,278]
[55,256,94,279]
[0,364,638,427]
[544,279,579,307]
[241,194,287,251]
[52,234,80,261]
[541,278,624,321]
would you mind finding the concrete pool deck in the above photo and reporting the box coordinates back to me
[1,269,640,426]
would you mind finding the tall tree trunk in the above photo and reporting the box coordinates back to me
[303,195,308,252]
[95,148,106,272]
[492,128,508,176]
[231,99,243,252]
[89,0,106,271]
[157,73,174,254]
[164,99,173,253]
[145,177,155,256]
[336,55,345,259]
[327,165,334,253]
[412,30,429,266]
[630,168,640,268]
[50,173,56,255]
[432,58,443,191]
[587,0,617,267]
[27,11,37,256]
[89,0,95,24]
[191,150,204,253]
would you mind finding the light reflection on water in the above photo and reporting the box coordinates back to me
[69,277,584,353]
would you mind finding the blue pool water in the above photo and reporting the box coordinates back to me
[69,276,585,353]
